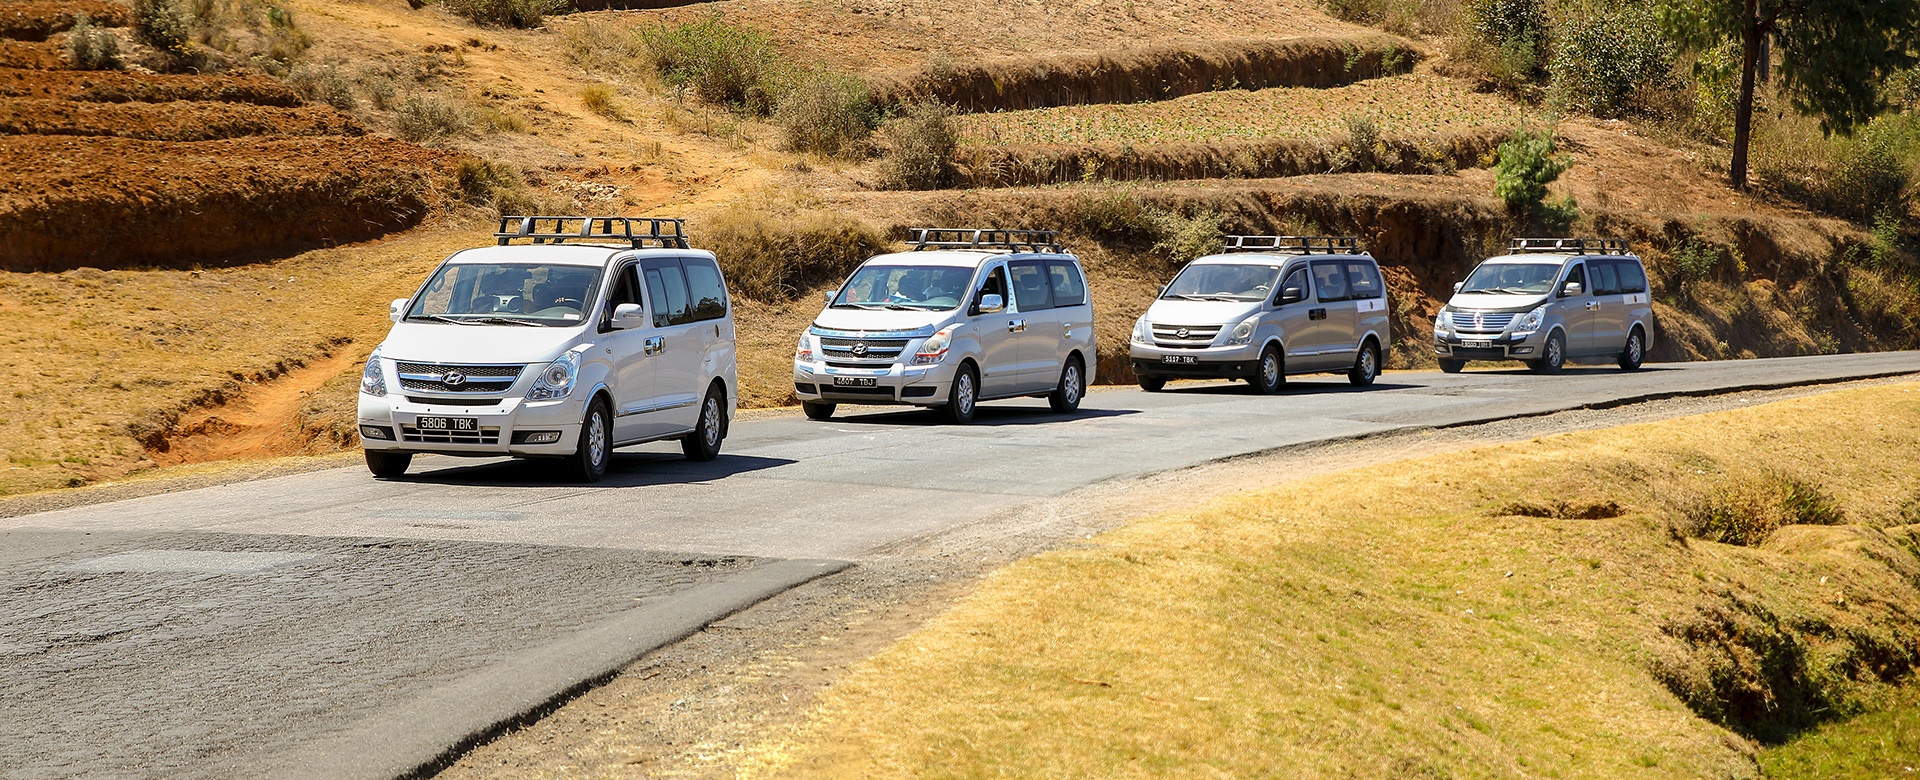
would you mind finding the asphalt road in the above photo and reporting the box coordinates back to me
[4,352,1918,779]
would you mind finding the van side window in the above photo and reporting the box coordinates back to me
[1344,260,1383,300]
[1311,260,1349,302]
[1590,260,1620,295]
[1009,260,1054,311]
[1047,261,1086,307]
[642,258,693,327]
[1562,263,1585,296]
[683,257,729,322]
[1614,260,1647,293]
[600,264,643,332]
[1275,268,1309,304]
[973,266,1007,314]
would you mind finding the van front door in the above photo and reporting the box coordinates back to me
[600,262,656,445]
[1556,262,1591,358]
[1300,260,1359,371]
[971,264,1021,397]
[635,257,702,438]
[1583,259,1626,357]
[1007,259,1059,392]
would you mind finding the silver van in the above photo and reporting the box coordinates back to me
[1128,236,1390,392]
[1433,238,1654,373]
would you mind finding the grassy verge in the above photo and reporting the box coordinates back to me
[1761,685,1920,778]
[746,383,1920,778]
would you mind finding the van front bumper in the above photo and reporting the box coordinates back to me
[1434,332,1541,361]
[1129,342,1261,378]
[357,393,584,457]
[793,360,953,406]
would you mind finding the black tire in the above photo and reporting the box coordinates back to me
[1618,327,1645,371]
[1247,345,1285,395]
[681,386,725,461]
[939,363,979,424]
[802,401,836,420]
[364,450,410,478]
[1048,357,1085,413]
[566,399,611,483]
[1438,358,1467,374]
[1529,331,1566,375]
[1348,340,1380,387]
[1137,375,1167,392]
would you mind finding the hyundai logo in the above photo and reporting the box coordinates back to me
[1175,328,1190,339]
[851,342,869,357]
[441,371,467,387]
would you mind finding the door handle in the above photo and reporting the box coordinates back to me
[644,336,664,355]
[1008,319,1026,333]
[1309,308,1327,321]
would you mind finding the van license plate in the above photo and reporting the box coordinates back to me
[1161,355,1199,364]
[417,416,477,432]
[832,376,877,387]
[1462,340,1492,349]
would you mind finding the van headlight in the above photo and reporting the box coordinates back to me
[795,330,814,362]
[1434,307,1453,335]
[1513,304,1549,336]
[359,347,386,397]
[913,325,958,365]
[526,350,579,401]
[1226,314,1260,346]
[1131,316,1151,345]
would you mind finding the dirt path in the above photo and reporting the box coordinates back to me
[151,349,362,467]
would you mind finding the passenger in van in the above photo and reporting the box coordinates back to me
[477,271,529,313]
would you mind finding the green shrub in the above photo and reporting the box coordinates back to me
[775,71,876,158]
[1672,239,1719,284]
[1681,471,1847,546]
[453,158,525,207]
[264,5,311,65]
[396,95,469,141]
[879,101,958,190]
[442,0,567,29]
[65,13,120,70]
[1069,190,1161,245]
[1151,209,1225,267]
[1467,0,1545,90]
[1549,1,1676,116]
[641,17,786,115]
[1829,118,1916,222]
[134,0,192,56]
[697,205,889,301]
[1338,113,1383,172]
[1494,129,1572,214]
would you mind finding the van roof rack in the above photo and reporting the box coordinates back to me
[1221,235,1365,255]
[494,216,690,249]
[909,228,1064,254]
[1508,237,1630,256]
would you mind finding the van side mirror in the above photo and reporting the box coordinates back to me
[1452,281,1463,294]
[824,290,834,305]
[1278,287,1305,305]
[1158,284,1168,297]
[611,302,645,328]
[389,298,409,323]
[977,293,1005,314]
[1561,281,1584,297]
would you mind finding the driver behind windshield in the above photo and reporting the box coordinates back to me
[1162,264,1281,300]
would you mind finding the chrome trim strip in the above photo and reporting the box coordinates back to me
[809,325,936,339]
[616,398,699,417]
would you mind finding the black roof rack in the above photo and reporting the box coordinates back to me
[494,216,690,249]
[1220,235,1366,255]
[1507,237,1630,256]
[909,228,1064,254]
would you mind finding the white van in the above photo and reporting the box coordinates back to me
[357,216,737,481]
[1434,238,1654,373]
[1129,236,1391,392]
[793,228,1096,423]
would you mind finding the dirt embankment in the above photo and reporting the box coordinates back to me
[870,35,1420,113]
[0,68,307,104]
[950,127,1510,188]
[0,0,128,41]
[0,99,366,140]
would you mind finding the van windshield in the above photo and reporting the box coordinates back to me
[1459,262,1562,295]
[833,265,975,310]
[1161,263,1282,301]
[406,263,603,326]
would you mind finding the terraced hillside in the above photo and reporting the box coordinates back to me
[0,0,1914,498]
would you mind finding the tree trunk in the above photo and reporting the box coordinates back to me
[1731,0,1761,191]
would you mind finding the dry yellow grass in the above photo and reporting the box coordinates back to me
[745,383,1920,779]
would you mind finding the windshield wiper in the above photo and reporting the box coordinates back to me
[833,303,891,310]
[1165,293,1214,301]
[409,314,481,325]
[468,316,544,326]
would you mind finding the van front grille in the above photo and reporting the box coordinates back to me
[394,362,524,394]
[1151,323,1221,348]
[1448,311,1516,334]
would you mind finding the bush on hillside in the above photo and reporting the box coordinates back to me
[264,5,312,65]
[581,83,621,119]
[134,0,192,56]
[396,95,470,141]
[775,71,876,158]
[1151,208,1225,267]
[1679,470,1846,547]
[879,101,958,190]
[1466,0,1546,91]
[698,205,889,301]
[442,0,568,29]
[288,64,356,110]
[453,158,525,207]
[1829,118,1916,222]
[642,17,787,115]
[1494,129,1572,212]
[65,13,120,70]
[1549,1,1676,116]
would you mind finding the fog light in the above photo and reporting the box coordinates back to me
[1514,347,1534,355]
[517,431,562,444]
[359,425,394,441]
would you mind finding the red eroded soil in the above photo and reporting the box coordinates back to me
[0,99,367,140]
[0,135,456,269]
[0,39,66,68]
[0,0,129,41]
[0,67,304,105]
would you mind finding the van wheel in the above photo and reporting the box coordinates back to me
[1529,332,1566,375]
[365,450,410,478]
[1348,341,1380,387]
[681,387,726,462]
[1618,328,1645,371]
[1247,346,1285,395]
[802,401,836,420]
[1137,376,1167,392]
[566,399,611,482]
[1048,357,1084,413]
[1438,358,1466,374]
[939,364,978,424]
